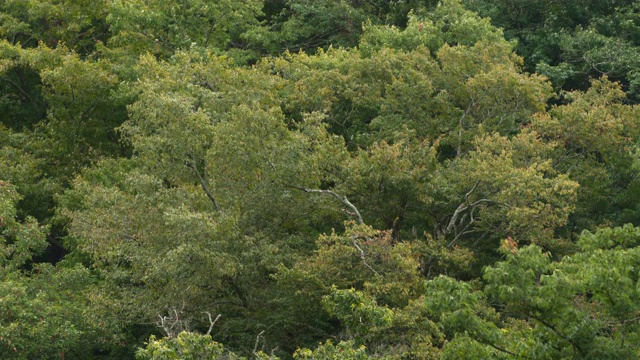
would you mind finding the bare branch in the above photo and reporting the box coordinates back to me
[253,330,265,355]
[157,303,189,338]
[444,181,480,235]
[203,312,221,336]
[465,180,481,205]
[351,238,380,276]
[290,186,381,274]
[447,216,475,248]
[158,312,181,338]
[440,181,511,242]
[289,186,364,225]
[445,202,468,235]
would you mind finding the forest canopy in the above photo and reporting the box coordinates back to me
[1,0,640,358]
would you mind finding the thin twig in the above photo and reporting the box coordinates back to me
[479,340,516,356]
[607,315,640,325]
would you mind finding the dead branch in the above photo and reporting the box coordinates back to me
[253,330,265,355]
[289,186,364,225]
[440,181,511,243]
[351,237,380,276]
[444,180,481,235]
[158,308,182,338]
[203,312,221,336]
[157,302,190,338]
[290,186,379,274]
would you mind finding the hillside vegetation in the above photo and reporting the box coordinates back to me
[1,0,640,358]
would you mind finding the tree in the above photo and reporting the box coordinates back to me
[0,0,110,53]
[0,182,124,359]
[136,332,246,360]
[410,224,640,359]
[59,47,353,357]
[465,0,640,101]
[106,0,263,60]
[0,180,48,271]
[269,0,551,151]
[529,77,640,236]
[6,0,640,358]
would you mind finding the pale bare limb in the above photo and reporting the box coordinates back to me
[157,302,189,338]
[440,181,511,244]
[444,180,481,235]
[289,186,364,225]
[158,311,181,338]
[351,238,380,276]
[290,186,381,274]
[203,312,221,336]
[253,330,265,355]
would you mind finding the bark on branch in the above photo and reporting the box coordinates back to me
[187,162,220,211]
[3,78,34,103]
[529,314,586,357]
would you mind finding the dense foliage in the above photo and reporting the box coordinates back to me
[1,0,640,358]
